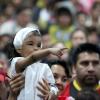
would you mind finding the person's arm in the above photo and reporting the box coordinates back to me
[16,48,67,73]
[8,92,17,100]
[8,73,25,100]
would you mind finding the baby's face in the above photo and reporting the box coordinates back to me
[20,32,42,57]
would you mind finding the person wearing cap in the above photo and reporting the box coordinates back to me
[49,2,75,49]
[9,26,67,100]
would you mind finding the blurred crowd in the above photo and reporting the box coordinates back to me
[0,0,100,49]
[0,0,100,100]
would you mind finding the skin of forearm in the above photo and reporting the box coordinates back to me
[16,48,51,73]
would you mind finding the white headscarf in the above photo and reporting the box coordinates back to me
[13,27,41,49]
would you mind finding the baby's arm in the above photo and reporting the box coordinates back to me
[16,48,67,73]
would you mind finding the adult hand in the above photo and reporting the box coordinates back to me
[9,73,25,95]
[37,79,57,100]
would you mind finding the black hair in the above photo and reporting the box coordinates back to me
[71,43,100,65]
[55,7,73,24]
[56,7,72,16]
[40,29,48,36]
[3,40,21,60]
[76,88,100,100]
[45,60,71,78]
[31,30,41,36]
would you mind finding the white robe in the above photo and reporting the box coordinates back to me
[9,57,57,100]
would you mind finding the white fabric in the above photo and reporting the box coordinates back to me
[9,57,57,100]
[13,27,40,49]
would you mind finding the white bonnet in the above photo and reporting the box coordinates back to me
[13,27,41,49]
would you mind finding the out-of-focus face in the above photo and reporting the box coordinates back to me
[42,34,52,48]
[58,15,72,27]
[88,33,99,44]
[75,52,100,87]
[71,30,87,47]
[0,35,11,50]
[17,9,32,27]
[19,32,42,57]
[92,4,100,19]
[77,14,86,26]
[51,64,68,94]
[5,4,15,18]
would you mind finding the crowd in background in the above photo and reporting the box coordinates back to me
[0,0,100,49]
[0,0,100,100]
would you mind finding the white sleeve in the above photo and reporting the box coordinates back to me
[44,64,55,84]
[8,57,23,78]
[44,64,59,95]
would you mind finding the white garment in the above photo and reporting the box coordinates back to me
[9,57,57,100]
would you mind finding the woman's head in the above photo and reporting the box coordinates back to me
[47,60,70,94]
[13,27,42,57]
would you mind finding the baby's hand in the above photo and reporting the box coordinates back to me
[49,48,68,58]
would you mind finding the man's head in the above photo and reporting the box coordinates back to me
[72,43,100,87]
